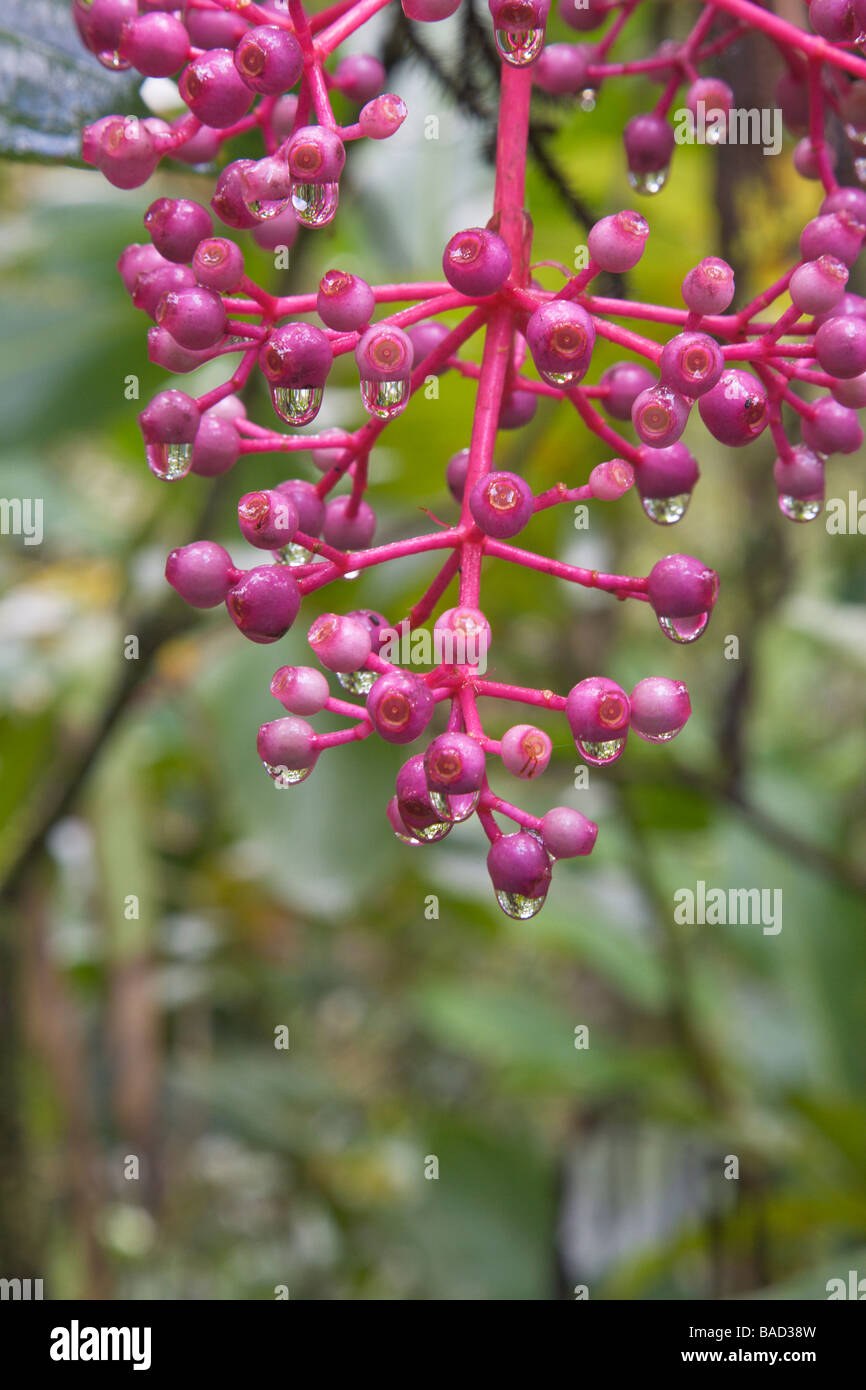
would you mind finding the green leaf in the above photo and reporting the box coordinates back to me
[0,0,143,163]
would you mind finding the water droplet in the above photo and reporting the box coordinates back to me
[409,819,451,843]
[579,88,597,112]
[428,789,480,822]
[360,377,410,420]
[145,442,193,481]
[495,888,547,920]
[342,570,360,581]
[627,167,670,195]
[575,735,627,766]
[97,50,131,71]
[270,384,323,426]
[494,29,545,67]
[638,727,679,744]
[245,194,290,220]
[778,494,821,522]
[855,155,866,185]
[657,612,709,643]
[393,824,423,846]
[641,492,690,525]
[275,542,313,567]
[845,123,866,146]
[542,368,583,387]
[337,669,377,694]
[264,761,313,786]
[291,182,340,227]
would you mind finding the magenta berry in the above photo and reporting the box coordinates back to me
[271,665,331,716]
[499,388,538,429]
[534,43,590,94]
[252,206,300,252]
[634,443,699,525]
[367,673,435,744]
[681,257,735,315]
[789,256,849,315]
[322,496,377,549]
[317,270,376,331]
[587,210,650,273]
[698,369,768,446]
[139,389,201,480]
[815,315,866,378]
[566,677,630,764]
[184,8,248,49]
[801,397,863,455]
[240,157,292,221]
[685,77,733,119]
[501,724,552,778]
[559,0,608,29]
[148,326,211,374]
[407,322,453,372]
[118,242,166,295]
[83,115,159,189]
[658,332,724,398]
[401,0,462,18]
[469,471,534,538]
[359,94,408,139]
[540,807,597,859]
[800,211,865,268]
[156,286,227,351]
[809,0,857,41]
[144,198,213,264]
[238,491,299,550]
[225,566,302,644]
[647,553,719,643]
[308,614,373,673]
[628,677,691,742]
[277,479,325,538]
[623,112,675,193]
[259,324,333,425]
[600,361,656,420]
[118,12,189,77]
[165,541,235,608]
[446,448,471,503]
[632,384,690,448]
[256,717,318,783]
[395,757,451,842]
[486,834,551,918]
[191,414,240,477]
[355,325,414,419]
[589,459,635,500]
[132,262,195,319]
[424,733,486,796]
[526,300,594,385]
[442,228,512,296]
[193,237,245,293]
[772,446,826,522]
[179,50,254,129]
[234,26,303,95]
[287,127,346,227]
[212,161,262,231]
[334,54,386,103]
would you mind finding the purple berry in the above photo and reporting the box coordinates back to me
[600,361,656,420]
[623,112,675,193]
[225,565,302,644]
[240,156,292,220]
[681,257,735,315]
[526,300,595,385]
[118,241,166,295]
[287,127,346,226]
[395,756,451,841]
[84,115,160,189]
[424,732,486,795]
[238,490,299,549]
[647,553,718,642]
[632,384,690,448]
[628,676,691,742]
[270,665,331,715]
[566,676,630,764]
[165,540,235,608]
[184,8,249,48]
[276,479,325,537]
[801,396,863,454]
[179,49,254,129]
[191,413,240,477]
[587,209,650,273]
[486,833,551,917]
[407,322,453,375]
[317,269,376,331]
[772,445,825,522]
[132,262,195,318]
[145,197,213,264]
[821,186,866,220]
[808,0,857,41]
[193,236,245,292]
[118,12,190,77]
[789,256,848,315]
[658,332,724,398]
[307,613,373,672]
[139,388,201,479]
[501,724,552,778]
[322,496,376,549]
[698,369,768,446]
[442,227,512,296]
[212,161,262,230]
[499,388,538,429]
[170,120,222,167]
[401,0,462,18]
[256,717,318,782]
[446,448,471,502]
[334,54,386,103]
[685,76,733,118]
[559,0,608,31]
[73,0,137,65]
[259,323,332,424]
[359,94,408,139]
[539,807,597,859]
[634,442,699,524]
[252,206,300,252]
[815,314,866,377]
[156,285,227,351]
[234,26,303,94]
[148,326,212,374]
[800,211,865,267]
[356,325,414,418]
[589,458,634,500]
[367,672,435,744]
[534,43,590,94]
[469,470,534,538]
[831,370,866,406]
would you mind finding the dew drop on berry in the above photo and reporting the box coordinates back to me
[428,788,481,822]
[657,612,709,643]
[579,88,597,112]
[274,542,314,567]
[409,818,451,843]
[777,495,822,523]
[575,735,627,765]
[337,669,377,694]
[97,49,131,72]
[264,762,314,786]
[641,493,691,525]
[628,167,670,196]
[245,192,291,221]
[290,182,340,227]
[494,29,545,66]
[146,442,194,481]
[360,378,411,420]
[494,888,548,920]
[270,384,324,426]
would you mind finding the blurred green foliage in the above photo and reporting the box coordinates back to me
[0,3,864,1301]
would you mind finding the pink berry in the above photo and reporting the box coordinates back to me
[238,490,299,549]
[501,724,552,778]
[367,672,435,744]
[118,12,190,77]
[212,161,262,230]
[789,256,848,315]
[424,733,486,795]
[587,209,650,273]
[534,43,590,95]
[486,833,551,908]
[307,614,373,672]
[698,369,768,446]
[446,448,471,502]
[801,397,863,455]
[526,300,594,385]
[234,26,303,95]
[225,566,302,644]
[442,227,512,296]
[632,384,690,448]
[334,54,386,103]
[277,480,325,537]
[815,314,866,377]
[179,49,254,129]
[191,414,241,477]
[566,677,630,764]
[270,665,331,715]
[600,361,656,420]
[193,237,245,292]
[658,332,724,398]
[165,540,235,608]
[540,807,598,859]
[681,257,735,315]
[322,496,377,549]
[647,553,719,619]
[359,94,408,139]
[156,285,227,351]
[628,676,691,742]
[256,718,318,779]
[469,470,534,538]
[145,197,213,264]
[773,445,825,520]
[589,459,635,500]
[317,269,376,331]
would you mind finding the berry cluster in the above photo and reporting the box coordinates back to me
[77,1,866,918]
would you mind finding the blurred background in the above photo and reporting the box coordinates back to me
[0,1,864,1300]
